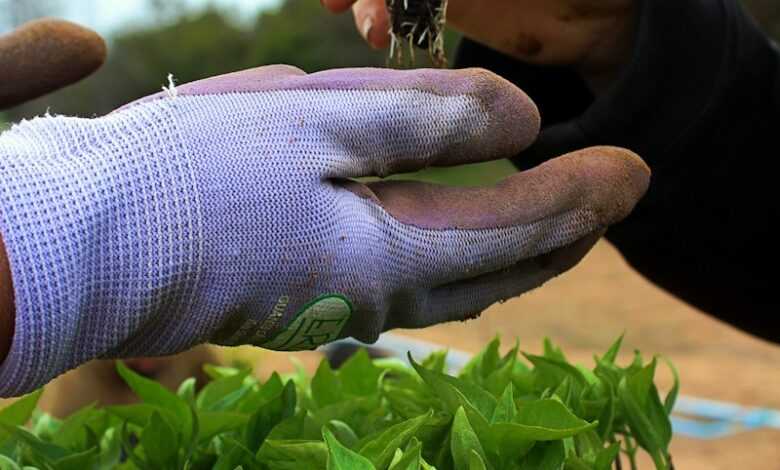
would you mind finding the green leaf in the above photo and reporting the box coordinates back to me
[553,376,574,408]
[572,428,603,465]
[257,439,327,468]
[197,411,249,443]
[543,338,568,362]
[267,410,306,442]
[53,446,100,470]
[383,385,435,420]
[519,441,565,470]
[660,356,680,414]
[451,408,486,470]
[524,354,588,391]
[97,428,122,469]
[30,411,60,441]
[594,382,615,440]
[306,395,382,438]
[0,455,20,470]
[213,436,255,470]
[238,372,284,414]
[0,335,678,470]
[458,401,500,463]
[617,360,671,469]
[116,361,192,438]
[599,335,624,365]
[177,377,197,403]
[196,369,250,411]
[420,457,437,470]
[203,364,242,380]
[483,343,519,397]
[565,456,594,470]
[576,366,600,387]
[0,391,42,443]
[460,336,502,382]
[339,350,383,397]
[593,442,620,470]
[312,360,343,408]
[512,399,596,440]
[0,391,42,427]
[421,350,448,374]
[51,404,101,450]
[411,355,497,419]
[118,420,147,469]
[374,357,416,375]
[326,420,359,450]
[491,383,517,424]
[511,361,535,396]
[469,449,488,470]
[0,424,69,462]
[623,359,673,448]
[245,380,296,452]
[358,411,432,469]
[323,428,375,470]
[490,431,534,466]
[388,438,422,470]
[141,411,179,468]
[107,403,174,428]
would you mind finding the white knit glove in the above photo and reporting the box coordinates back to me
[0,65,649,396]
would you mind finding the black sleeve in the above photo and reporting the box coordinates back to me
[455,0,780,342]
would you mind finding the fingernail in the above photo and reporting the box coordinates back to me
[361,16,374,41]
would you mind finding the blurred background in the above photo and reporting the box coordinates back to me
[1,1,780,469]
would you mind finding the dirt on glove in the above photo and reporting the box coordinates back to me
[0,18,106,109]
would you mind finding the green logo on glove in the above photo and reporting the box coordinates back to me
[260,294,352,351]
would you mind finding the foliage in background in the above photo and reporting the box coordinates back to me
[0,337,678,470]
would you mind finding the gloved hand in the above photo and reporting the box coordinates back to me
[0,18,105,380]
[0,65,649,396]
[0,18,106,109]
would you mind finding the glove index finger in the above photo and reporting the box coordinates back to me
[301,67,541,177]
[0,19,106,110]
[113,66,537,177]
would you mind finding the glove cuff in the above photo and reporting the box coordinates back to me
[0,107,205,397]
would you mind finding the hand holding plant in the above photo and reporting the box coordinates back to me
[322,0,637,88]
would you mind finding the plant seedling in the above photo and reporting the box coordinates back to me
[0,336,678,469]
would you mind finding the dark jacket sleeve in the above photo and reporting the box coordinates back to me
[455,0,780,342]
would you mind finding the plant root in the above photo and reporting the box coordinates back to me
[386,0,448,68]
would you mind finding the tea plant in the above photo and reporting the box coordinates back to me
[0,336,678,469]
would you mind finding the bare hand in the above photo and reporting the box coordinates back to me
[322,0,637,86]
